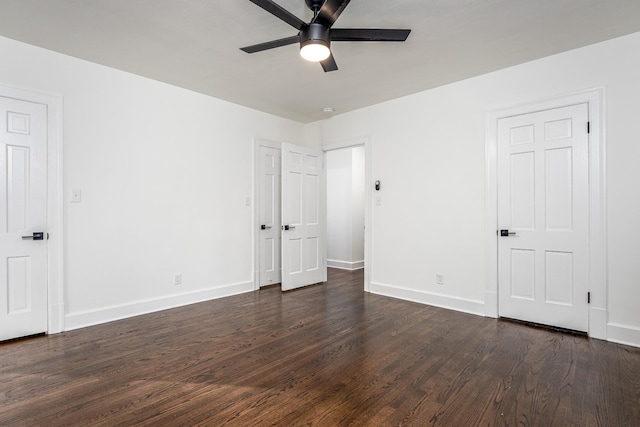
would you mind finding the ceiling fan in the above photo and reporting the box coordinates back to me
[241,0,411,72]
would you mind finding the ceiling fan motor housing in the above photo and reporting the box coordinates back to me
[242,0,411,72]
[305,0,325,12]
[300,23,331,50]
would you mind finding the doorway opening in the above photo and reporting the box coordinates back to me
[326,145,365,271]
[323,137,371,291]
[254,137,371,293]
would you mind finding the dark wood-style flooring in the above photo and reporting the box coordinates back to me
[1,268,639,426]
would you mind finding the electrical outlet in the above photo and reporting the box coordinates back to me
[436,273,444,285]
[174,273,182,286]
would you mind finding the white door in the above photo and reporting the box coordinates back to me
[258,144,281,287]
[0,96,48,341]
[281,143,326,291]
[497,103,589,332]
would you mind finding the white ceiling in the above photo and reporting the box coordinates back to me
[1,0,639,123]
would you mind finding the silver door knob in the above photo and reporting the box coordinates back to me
[22,232,45,240]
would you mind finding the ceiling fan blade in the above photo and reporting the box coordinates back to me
[331,28,411,42]
[320,52,338,72]
[240,35,300,53]
[314,0,351,28]
[249,0,306,30]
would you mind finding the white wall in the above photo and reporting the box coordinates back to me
[2,30,639,347]
[0,36,305,329]
[313,32,640,347]
[326,146,365,270]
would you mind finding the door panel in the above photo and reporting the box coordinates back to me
[497,103,589,332]
[545,147,573,230]
[510,249,535,300]
[545,251,573,304]
[1,96,48,341]
[510,151,535,229]
[281,143,326,291]
[258,144,281,287]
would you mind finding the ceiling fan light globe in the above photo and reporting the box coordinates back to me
[300,43,330,62]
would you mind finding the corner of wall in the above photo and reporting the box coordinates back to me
[303,120,324,148]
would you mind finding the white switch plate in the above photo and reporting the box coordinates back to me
[174,273,182,286]
[375,196,382,206]
[436,273,444,285]
[244,196,251,207]
[71,189,82,203]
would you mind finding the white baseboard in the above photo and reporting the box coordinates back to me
[607,322,640,348]
[327,259,364,270]
[369,281,485,316]
[484,290,498,318]
[65,280,254,331]
[48,302,65,334]
[589,306,607,341]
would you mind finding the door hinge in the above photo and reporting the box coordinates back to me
[587,292,591,304]
[587,121,590,134]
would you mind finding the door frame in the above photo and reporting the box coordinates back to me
[323,136,372,292]
[253,139,328,291]
[253,136,372,292]
[485,89,606,339]
[0,84,64,334]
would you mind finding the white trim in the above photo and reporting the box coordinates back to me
[484,290,498,318]
[65,280,254,331]
[0,84,64,334]
[370,281,485,317]
[589,307,608,340]
[327,259,365,270]
[607,323,640,349]
[485,88,606,338]
[322,135,372,292]
[485,111,499,318]
[323,137,368,152]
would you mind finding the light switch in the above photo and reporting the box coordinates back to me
[375,196,382,206]
[71,189,82,203]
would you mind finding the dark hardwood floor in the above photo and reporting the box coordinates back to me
[1,268,639,426]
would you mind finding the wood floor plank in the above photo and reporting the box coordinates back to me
[1,268,639,426]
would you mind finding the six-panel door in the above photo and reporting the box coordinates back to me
[281,143,326,291]
[0,96,48,341]
[497,103,590,332]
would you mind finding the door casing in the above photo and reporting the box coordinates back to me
[0,84,64,335]
[485,89,606,339]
